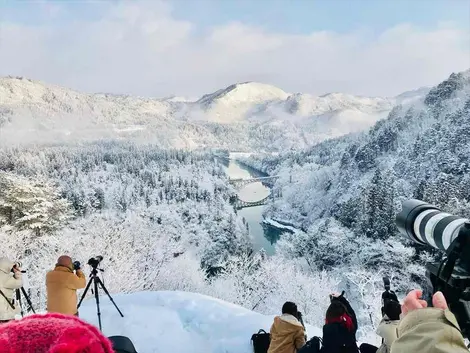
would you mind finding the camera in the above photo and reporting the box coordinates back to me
[87,256,104,268]
[73,261,81,271]
[383,276,390,291]
[396,199,470,337]
[382,276,398,305]
[11,261,26,274]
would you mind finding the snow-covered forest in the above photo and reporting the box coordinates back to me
[243,71,470,310]
[0,70,468,344]
[0,143,348,337]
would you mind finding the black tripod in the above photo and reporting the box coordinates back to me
[77,266,124,331]
[15,286,36,317]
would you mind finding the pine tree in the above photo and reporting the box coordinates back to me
[0,172,73,236]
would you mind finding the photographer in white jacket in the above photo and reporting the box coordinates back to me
[0,257,23,323]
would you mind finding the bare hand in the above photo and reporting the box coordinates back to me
[402,290,448,317]
[12,266,21,274]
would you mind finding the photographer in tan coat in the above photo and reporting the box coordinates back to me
[46,255,86,316]
[268,302,306,353]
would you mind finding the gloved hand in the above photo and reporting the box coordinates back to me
[401,289,448,316]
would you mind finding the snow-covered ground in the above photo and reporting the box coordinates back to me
[80,291,321,353]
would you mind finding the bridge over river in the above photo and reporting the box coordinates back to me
[229,175,280,209]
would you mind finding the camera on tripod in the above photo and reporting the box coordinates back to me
[87,256,104,269]
[78,255,123,331]
[396,199,470,337]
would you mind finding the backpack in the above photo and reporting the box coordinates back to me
[298,336,322,353]
[108,336,138,353]
[251,329,271,353]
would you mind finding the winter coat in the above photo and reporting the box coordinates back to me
[0,258,22,321]
[0,313,115,353]
[376,316,398,353]
[268,314,306,353]
[46,265,86,315]
[391,308,467,353]
[321,296,359,353]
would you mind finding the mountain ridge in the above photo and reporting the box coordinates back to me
[0,75,436,151]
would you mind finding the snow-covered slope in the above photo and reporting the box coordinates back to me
[395,87,431,105]
[196,82,290,123]
[80,291,320,353]
[284,92,392,117]
[0,76,429,151]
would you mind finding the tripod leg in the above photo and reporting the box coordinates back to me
[96,277,124,317]
[77,277,94,309]
[20,287,36,314]
[15,289,24,317]
[94,277,102,331]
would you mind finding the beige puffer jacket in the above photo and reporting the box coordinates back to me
[268,314,306,353]
[0,257,22,321]
[376,316,399,353]
[391,308,468,353]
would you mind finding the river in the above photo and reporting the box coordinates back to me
[223,159,284,255]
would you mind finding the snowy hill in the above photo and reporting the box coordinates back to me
[198,82,290,107]
[284,92,392,117]
[0,76,428,151]
[251,69,470,226]
[80,291,320,353]
[196,82,290,123]
[241,69,470,287]
[395,86,431,105]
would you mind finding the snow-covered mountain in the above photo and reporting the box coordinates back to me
[244,69,470,258]
[394,86,431,105]
[79,290,321,353]
[0,76,428,151]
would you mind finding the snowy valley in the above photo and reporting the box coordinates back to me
[0,69,468,353]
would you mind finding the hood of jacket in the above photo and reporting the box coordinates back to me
[0,258,13,274]
[273,314,304,333]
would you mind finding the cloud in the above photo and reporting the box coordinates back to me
[0,1,468,97]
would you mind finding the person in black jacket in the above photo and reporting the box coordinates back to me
[321,292,359,353]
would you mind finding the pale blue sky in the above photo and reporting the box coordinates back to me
[0,0,469,97]
[172,0,470,33]
[2,0,468,33]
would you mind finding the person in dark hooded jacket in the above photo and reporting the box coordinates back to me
[321,292,359,353]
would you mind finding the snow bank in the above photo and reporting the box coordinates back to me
[80,291,321,353]
[263,218,298,233]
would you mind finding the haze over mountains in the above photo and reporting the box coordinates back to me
[0,76,429,151]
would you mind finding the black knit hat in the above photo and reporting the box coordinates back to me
[282,302,298,316]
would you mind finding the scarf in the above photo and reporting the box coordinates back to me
[325,313,354,332]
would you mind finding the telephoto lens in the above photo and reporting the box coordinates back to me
[87,256,104,268]
[396,199,469,251]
